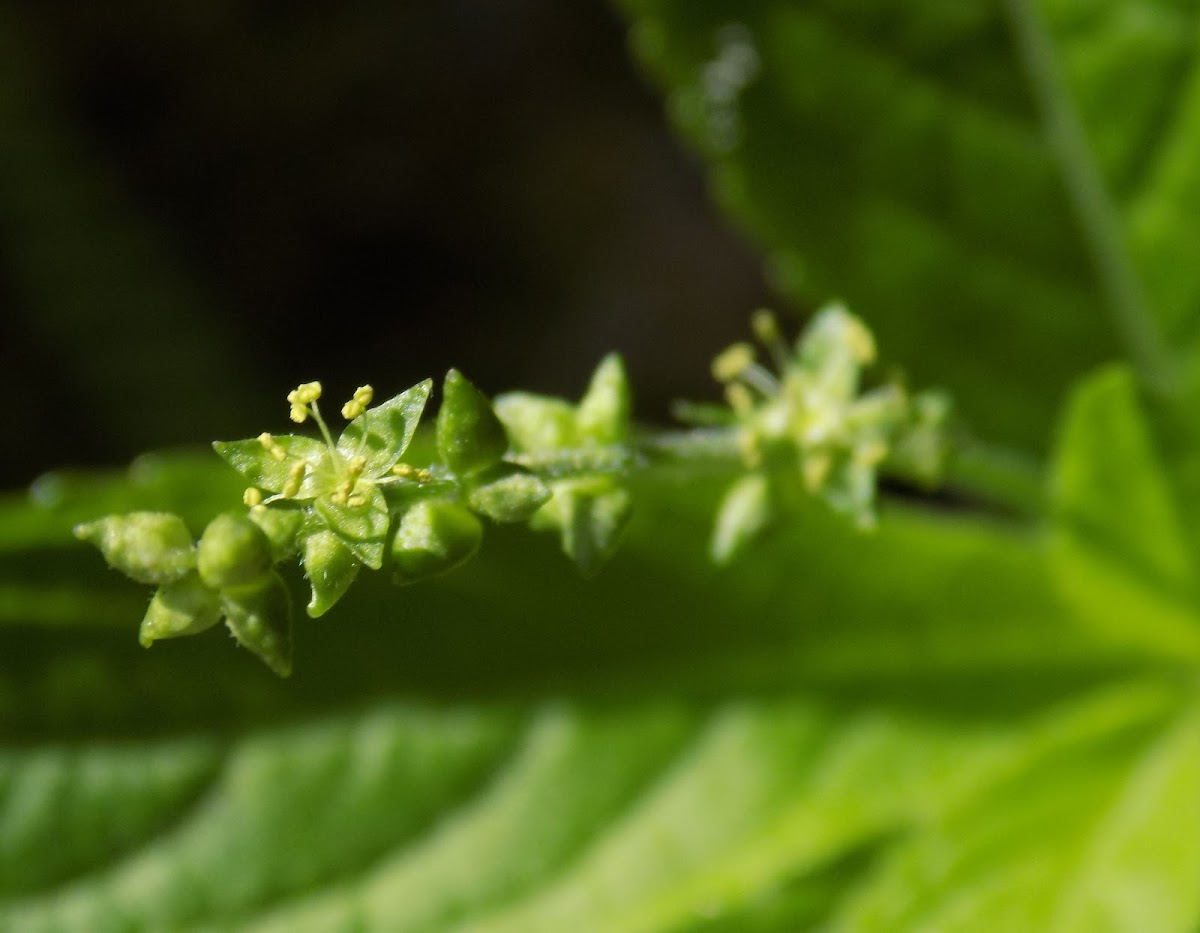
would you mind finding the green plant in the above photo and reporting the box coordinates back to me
[6,2,1200,930]
[73,306,948,676]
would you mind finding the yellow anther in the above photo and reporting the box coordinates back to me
[751,309,781,346]
[844,317,876,365]
[346,492,367,508]
[802,452,832,492]
[287,382,322,422]
[282,461,307,498]
[341,385,374,420]
[258,432,287,461]
[724,383,756,417]
[243,487,264,507]
[347,455,367,477]
[287,382,323,406]
[712,343,756,383]
[854,439,888,469]
[330,479,354,505]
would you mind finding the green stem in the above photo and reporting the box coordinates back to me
[1002,0,1180,396]
[942,434,1046,521]
[510,423,1044,525]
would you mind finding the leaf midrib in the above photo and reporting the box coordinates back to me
[1001,0,1180,394]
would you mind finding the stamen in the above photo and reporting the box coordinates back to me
[341,385,374,420]
[282,461,307,498]
[243,487,264,507]
[258,432,287,461]
[740,363,781,397]
[712,343,756,383]
[751,309,792,372]
[287,382,323,424]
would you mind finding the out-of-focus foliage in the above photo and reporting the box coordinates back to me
[5,1,1200,930]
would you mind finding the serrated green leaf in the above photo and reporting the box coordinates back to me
[213,436,329,498]
[832,681,1200,933]
[337,379,432,477]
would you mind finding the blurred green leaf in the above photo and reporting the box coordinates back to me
[618,0,1200,449]
[1050,365,1200,658]
[0,448,1181,929]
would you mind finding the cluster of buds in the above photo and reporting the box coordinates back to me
[74,304,949,675]
[75,511,293,675]
[75,365,628,673]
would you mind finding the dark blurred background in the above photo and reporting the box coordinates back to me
[0,1,775,488]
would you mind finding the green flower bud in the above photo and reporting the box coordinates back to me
[248,506,305,561]
[710,472,771,564]
[74,512,195,585]
[493,393,578,451]
[436,369,509,476]
[222,572,293,677]
[196,512,273,590]
[391,499,483,583]
[303,528,361,617]
[466,464,552,523]
[576,354,631,445]
[558,484,633,578]
[139,573,222,647]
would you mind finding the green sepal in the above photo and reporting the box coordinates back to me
[559,484,633,578]
[139,573,222,647]
[493,393,578,451]
[436,369,509,476]
[74,511,196,585]
[337,379,432,477]
[302,528,361,618]
[315,485,389,569]
[196,512,274,590]
[465,464,552,523]
[248,506,305,561]
[576,353,631,445]
[221,572,294,677]
[213,435,328,498]
[710,472,771,565]
[390,499,483,584]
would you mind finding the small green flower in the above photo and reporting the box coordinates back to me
[708,306,949,551]
[213,379,434,617]
[494,354,634,575]
[215,379,433,574]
